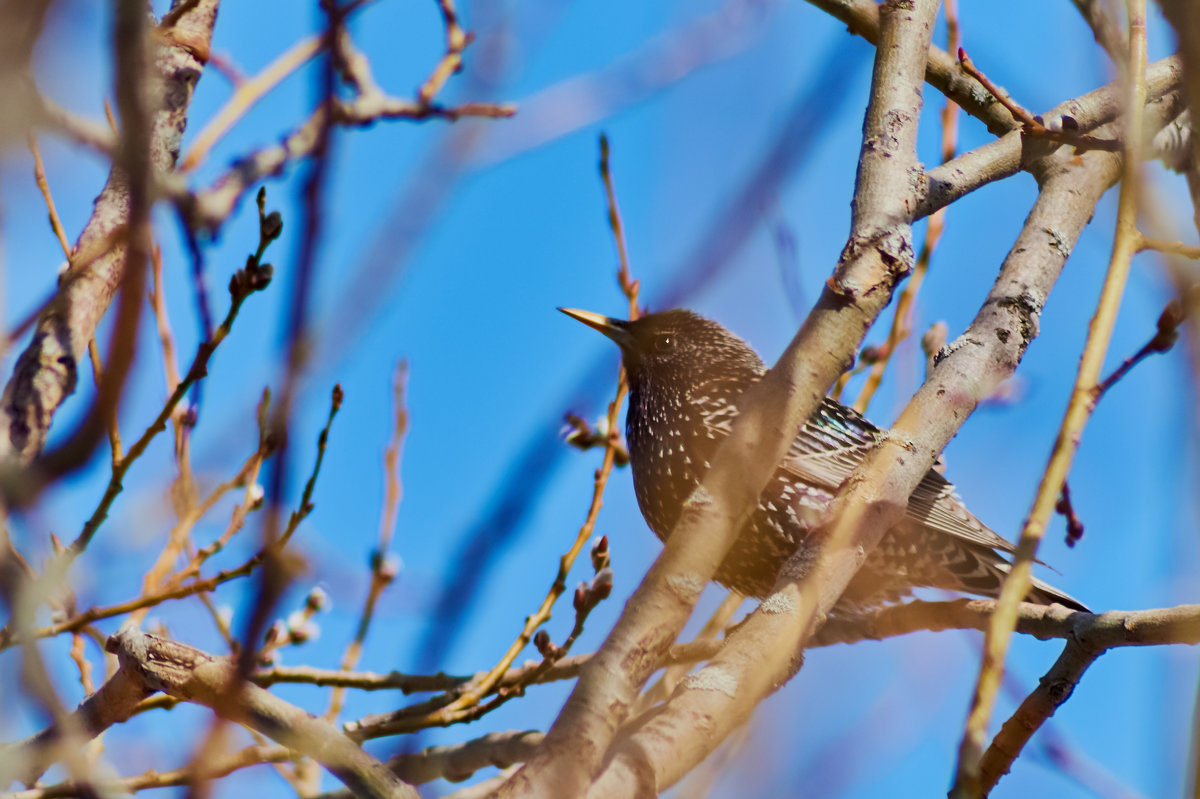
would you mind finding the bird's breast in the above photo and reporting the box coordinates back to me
[626,388,719,541]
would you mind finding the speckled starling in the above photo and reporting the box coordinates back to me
[560,307,1088,612]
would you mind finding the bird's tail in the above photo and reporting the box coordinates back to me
[888,520,1092,612]
[993,561,1091,613]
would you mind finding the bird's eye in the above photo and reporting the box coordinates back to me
[653,334,672,352]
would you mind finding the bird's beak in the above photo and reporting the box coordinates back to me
[558,307,632,347]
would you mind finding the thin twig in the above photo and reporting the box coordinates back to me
[26,134,73,260]
[68,632,95,695]
[178,0,512,235]
[324,363,409,722]
[599,133,640,317]
[1056,481,1086,548]
[129,443,268,628]
[1137,233,1200,258]
[958,47,1122,153]
[345,542,613,739]
[64,240,275,561]
[0,400,335,652]
[3,746,292,799]
[418,0,472,105]
[147,239,198,511]
[1092,299,1183,401]
[180,31,326,172]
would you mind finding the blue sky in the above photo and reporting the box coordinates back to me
[1,1,1196,797]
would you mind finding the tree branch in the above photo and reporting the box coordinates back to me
[0,0,218,466]
[103,627,419,799]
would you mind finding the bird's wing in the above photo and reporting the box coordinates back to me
[781,398,880,487]
[905,468,1017,554]
[691,383,1021,556]
[779,399,1020,555]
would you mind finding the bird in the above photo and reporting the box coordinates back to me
[559,306,1088,613]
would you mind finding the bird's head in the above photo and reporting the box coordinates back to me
[558,307,764,387]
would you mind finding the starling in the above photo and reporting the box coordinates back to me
[560,307,1088,612]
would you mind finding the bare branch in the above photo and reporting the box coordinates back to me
[104,627,419,799]
[0,0,218,466]
[0,666,151,787]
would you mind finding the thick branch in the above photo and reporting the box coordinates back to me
[0,667,151,787]
[979,602,1200,792]
[103,627,418,799]
[0,0,218,464]
[978,638,1098,794]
